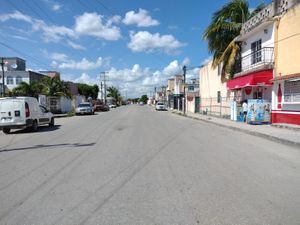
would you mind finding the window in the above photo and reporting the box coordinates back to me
[188,86,194,91]
[6,76,14,85]
[217,64,222,76]
[16,76,22,85]
[284,80,300,102]
[217,91,221,103]
[251,39,262,64]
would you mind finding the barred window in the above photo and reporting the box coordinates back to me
[6,76,14,85]
[16,76,22,85]
[284,80,300,102]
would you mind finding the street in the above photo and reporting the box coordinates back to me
[0,105,300,225]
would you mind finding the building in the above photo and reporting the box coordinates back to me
[166,78,175,108]
[39,71,61,79]
[186,79,200,113]
[272,0,300,125]
[226,2,275,105]
[173,75,184,111]
[0,57,46,95]
[200,60,233,117]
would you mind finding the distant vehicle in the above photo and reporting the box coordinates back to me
[0,97,54,134]
[108,104,117,108]
[155,102,167,111]
[76,102,94,115]
[139,102,144,106]
[94,103,110,112]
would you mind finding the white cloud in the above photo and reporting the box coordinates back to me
[74,73,97,84]
[128,31,186,54]
[123,9,159,27]
[58,57,104,70]
[201,56,212,65]
[168,25,179,30]
[74,12,121,40]
[67,40,86,50]
[50,52,69,62]
[70,58,197,98]
[0,11,32,23]
[53,3,61,11]
[0,11,121,45]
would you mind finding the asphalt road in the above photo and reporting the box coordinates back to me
[0,105,300,225]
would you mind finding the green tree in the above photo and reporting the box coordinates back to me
[139,95,148,104]
[107,86,121,104]
[78,83,99,99]
[41,76,71,98]
[12,81,42,99]
[203,0,265,81]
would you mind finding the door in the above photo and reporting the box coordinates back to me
[39,106,50,124]
[251,39,262,64]
[195,97,200,113]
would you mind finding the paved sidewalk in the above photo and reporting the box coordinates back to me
[172,110,300,148]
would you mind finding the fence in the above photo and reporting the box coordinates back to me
[199,97,233,119]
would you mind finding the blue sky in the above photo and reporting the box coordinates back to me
[0,0,270,97]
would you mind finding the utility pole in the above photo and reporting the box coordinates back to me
[100,72,109,104]
[183,65,187,115]
[1,58,5,97]
[100,81,103,102]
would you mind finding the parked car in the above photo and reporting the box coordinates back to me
[76,102,94,115]
[155,102,167,111]
[139,102,144,106]
[94,103,110,112]
[108,104,117,108]
[0,97,54,134]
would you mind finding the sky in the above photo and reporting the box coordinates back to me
[0,0,270,98]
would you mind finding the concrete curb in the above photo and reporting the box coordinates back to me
[53,114,69,118]
[172,111,300,148]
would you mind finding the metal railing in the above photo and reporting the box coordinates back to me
[199,97,233,119]
[235,47,274,74]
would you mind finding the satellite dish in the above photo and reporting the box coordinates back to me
[11,63,18,69]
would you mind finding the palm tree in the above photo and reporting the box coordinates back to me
[41,76,71,98]
[12,81,42,99]
[107,86,121,105]
[203,0,265,81]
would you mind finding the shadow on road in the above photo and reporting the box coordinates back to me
[0,142,96,153]
[8,125,61,134]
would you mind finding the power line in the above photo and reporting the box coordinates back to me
[0,40,51,70]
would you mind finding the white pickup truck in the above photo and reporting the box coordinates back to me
[0,97,54,134]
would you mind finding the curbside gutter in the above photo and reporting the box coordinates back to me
[172,111,300,149]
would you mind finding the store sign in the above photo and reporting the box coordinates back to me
[244,86,252,95]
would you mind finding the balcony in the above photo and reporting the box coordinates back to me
[234,47,274,77]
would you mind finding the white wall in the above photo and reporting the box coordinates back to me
[241,23,275,57]
[0,72,30,91]
[60,97,72,113]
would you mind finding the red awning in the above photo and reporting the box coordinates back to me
[227,70,273,90]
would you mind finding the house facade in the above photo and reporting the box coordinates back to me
[0,57,46,95]
[199,60,232,117]
[186,79,200,113]
[226,3,275,106]
[272,1,300,125]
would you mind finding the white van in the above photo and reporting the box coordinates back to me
[0,97,54,134]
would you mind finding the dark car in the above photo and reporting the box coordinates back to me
[94,104,110,112]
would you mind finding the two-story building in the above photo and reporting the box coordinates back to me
[272,0,300,125]
[173,75,184,111]
[186,79,200,113]
[226,3,275,104]
[0,57,46,95]
[200,60,233,117]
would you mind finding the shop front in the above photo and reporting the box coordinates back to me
[227,69,273,124]
[272,74,300,125]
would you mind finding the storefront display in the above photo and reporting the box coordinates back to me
[247,99,271,124]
